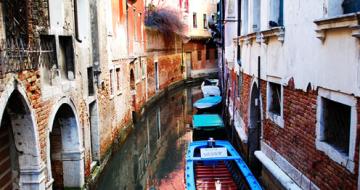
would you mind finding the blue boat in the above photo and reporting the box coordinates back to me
[185,139,262,190]
[193,96,222,109]
[192,114,226,140]
[192,114,224,131]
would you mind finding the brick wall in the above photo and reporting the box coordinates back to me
[146,52,183,98]
[184,41,218,71]
[233,72,360,189]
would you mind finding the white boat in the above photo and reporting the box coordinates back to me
[201,79,220,97]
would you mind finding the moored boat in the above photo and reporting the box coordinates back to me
[201,79,220,97]
[193,96,222,109]
[192,114,226,140]
[185,139,262,190]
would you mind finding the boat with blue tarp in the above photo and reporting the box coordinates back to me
[192,114,226,140]
[193,96,222,112]
[185,139,262,190]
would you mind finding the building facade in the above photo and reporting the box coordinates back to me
[222,0,360,189]
[182,0,219,79]
[0,0,209,189]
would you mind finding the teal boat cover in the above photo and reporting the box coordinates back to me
[193,96,222,109]
[192,114,224,129]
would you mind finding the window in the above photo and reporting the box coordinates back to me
[141,60,146,78]
[241,0,249,35]
[321,98,350,155]
[197,50,202,61]
[327,0,360,17]
[342,0,360,14]
[40,35,57,68]
[206,47,210,60]
[110,69,114,96]
[184,0,189,13]
[268,82,281,116]
[116,68,120,92]
[134,9,138,41]
[316,88,357,172]
[59,36,75,80]
[193,13,197,28]
[87,67,94,96]
[3,0,28,42]
[266,81,283,127]
[253,0,261,32]
[269,0,284,27]
[140,13,143,42]
[203,14,207,29]
[227,0,235,16]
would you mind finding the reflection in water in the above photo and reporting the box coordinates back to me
[95,85,202,190]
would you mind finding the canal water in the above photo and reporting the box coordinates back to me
[95,84,204,190]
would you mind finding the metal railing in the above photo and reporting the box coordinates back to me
[0,37,56,76]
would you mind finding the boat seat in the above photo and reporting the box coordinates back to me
[195,161,238,190]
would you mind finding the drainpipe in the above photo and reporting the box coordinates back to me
[74,0,82,42]
[237,0,241,66]
[257,56,261,150]
[221,0,225,94]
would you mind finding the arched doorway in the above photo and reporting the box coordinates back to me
[248,82,261,176]
[0,90,44,189]
[130,69,135,90]
[49,103,84,189]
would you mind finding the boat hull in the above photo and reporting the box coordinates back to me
[185,140,262,190]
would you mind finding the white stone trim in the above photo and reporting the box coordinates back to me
[255,151,301,190]
[266,77,284,128]
[259,142,320,190]
[316,88,357,173]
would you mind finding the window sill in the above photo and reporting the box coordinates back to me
[109,94,115,100]
[315,140,355,173]
[116,91,122,96]
[238,26,285,45]
[314,12,360,41]
[266,112,284,128]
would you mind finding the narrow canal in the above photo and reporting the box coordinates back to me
[95,84,204,190]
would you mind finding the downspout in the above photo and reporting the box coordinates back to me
[74,0,82,42]
[220,0,225,100]
[257,56,261,150]
[237,0,241,66]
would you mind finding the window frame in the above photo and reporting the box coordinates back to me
[193,12,197,28]
[203,13,207,29]
[109,69,115,97]
[315,88,357,173]
[266,79,284,128]
[115,67,122,95]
